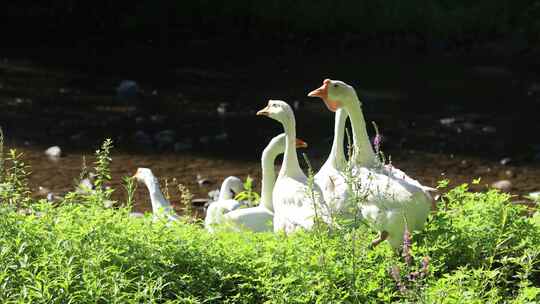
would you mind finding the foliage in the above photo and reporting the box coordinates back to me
[0,133,539,302]
[0,182,538,302]
[234,176,260,207]
[177,183,194,220]
[93,138,113,190]
[122,175,137,210]
[0,149,31,208]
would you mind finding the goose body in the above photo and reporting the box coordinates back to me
[133,168,180,222]
[309,79,434,249]
[204,176,245,232]
[257,100,329,233]
[206,134,308,232]
[314,108,351,216]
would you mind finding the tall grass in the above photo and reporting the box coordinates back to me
[0,134,539,302]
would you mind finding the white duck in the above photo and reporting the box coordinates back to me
[314,108,351,216]
[204,176,245,232]
[133,168,180,222]
[309,79,435,249]
[209,134,308,232]
[257,100,329,233]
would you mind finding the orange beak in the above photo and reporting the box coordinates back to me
[307,79,340,112]
[256,105,271,116]
[295,138,308,148]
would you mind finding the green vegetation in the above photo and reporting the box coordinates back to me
[0,138,539,303]
[234,176,261,207]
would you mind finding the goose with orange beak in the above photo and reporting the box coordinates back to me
[208,133,308,233]
[308,79,436,250]
[257,100,330,233]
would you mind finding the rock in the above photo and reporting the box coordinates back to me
[133,130,152,146]
[44,146,62,158]
[197,174,211,187]
[500,157,512,165]
[174,140,193,152]
[150,115,166,124]
[135,116,146,124]
[103,200,115,208]
[116,80,138,101]
[192,198,209,206]
[38,186,50,196]
[217,102,228,116]
[214,132,228,142]
[528,191,540,201]
[69,133,84,142]
[129,212,145,218]
[504,170,515,178]
[481,126,496,134]
[154,130,176,147]
[474,166,492,175]
[491,180,512,192]
[439,117,456,126]
[293,100,301,110]
[471,66,512,77]
[199,136,210,145]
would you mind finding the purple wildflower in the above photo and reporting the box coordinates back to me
[389,265,407,294]
[373,134,382,152]
[420,256,430,277]
[402,225,412,266]
[390,265,401,282]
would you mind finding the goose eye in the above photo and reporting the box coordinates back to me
[333,84,339,88]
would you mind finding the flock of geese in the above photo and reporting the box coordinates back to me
[133,79,436,250]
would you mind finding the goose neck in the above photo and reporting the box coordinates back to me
[260,147,279,211]
[325,108,347,171]
[279,118,303,178]
[145,179,170,213]
[344,96,377,167]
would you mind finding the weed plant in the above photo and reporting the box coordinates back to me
[0,134,538,302]
[234,176,260,207]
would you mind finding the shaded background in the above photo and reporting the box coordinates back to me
[1,1,539,211]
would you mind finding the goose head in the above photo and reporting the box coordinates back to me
[133,168,157,185]
[219,176,244,200]
[308,79,360,112]
[256,99,295,127]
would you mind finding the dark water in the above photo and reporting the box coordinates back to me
[1,48,539,213]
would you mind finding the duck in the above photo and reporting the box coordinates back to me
[204,176,245,232]
[308,79,435,249]
[133,168,180,222]
[210,134,308,232]
[257,100,329,233]
[314,108,351,217]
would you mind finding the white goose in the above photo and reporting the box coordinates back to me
[257,100,329,233]
[204,176,245,232]
[314,108,351,216]
[210,134,308,232]
[133,168,180,222]
[309,79,435,249]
